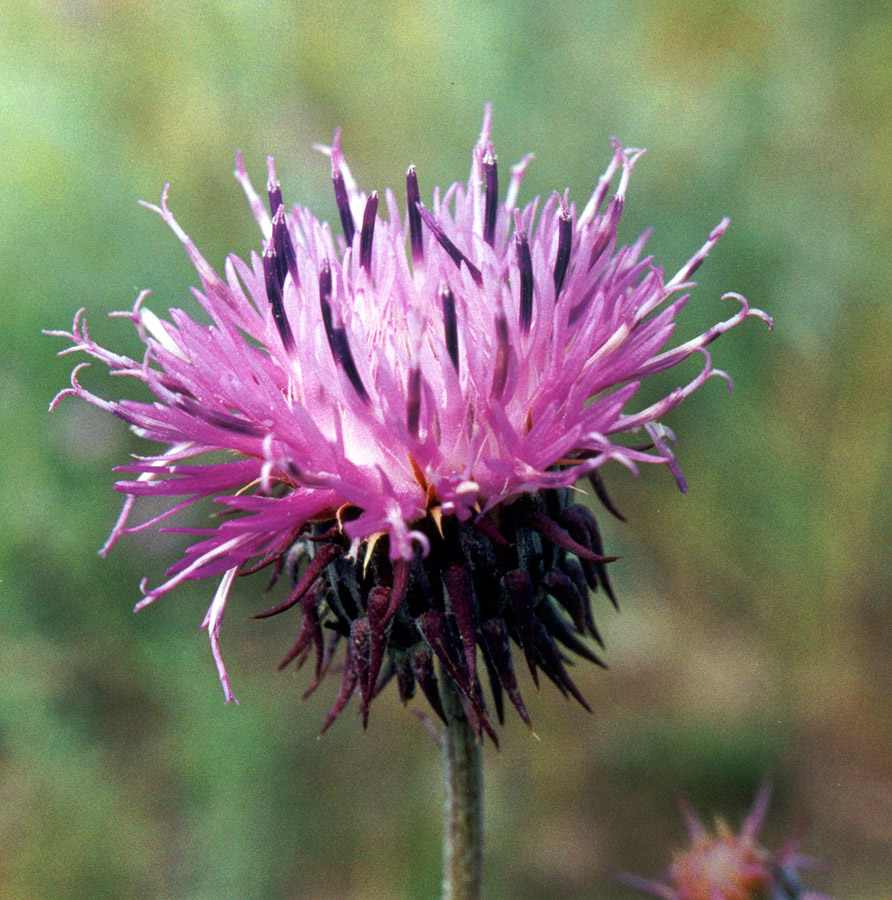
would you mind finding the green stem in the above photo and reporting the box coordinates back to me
[441,676,484,900]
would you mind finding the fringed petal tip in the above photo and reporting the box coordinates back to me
[202,568,240,705]
[608,136,647,164]
[98,495,138,559]
[42,306,87,343]
[311,130,338,160]
[107,289,152,325]
[478,102,494,142]
[233,148,246,180]
[711,367,734,393]
[608,139,646,198]
[48,383,77,413]
[140,184,229,294]
[722,292,774,330]
[137,182,171,219]
[134,577,155,612]
[48,361,108,413]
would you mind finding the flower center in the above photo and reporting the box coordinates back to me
[671,832,769,900]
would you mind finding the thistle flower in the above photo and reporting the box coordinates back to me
[48,107,770,735]
[619,782,834,900]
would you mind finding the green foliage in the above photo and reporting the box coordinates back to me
[2,0,890,897]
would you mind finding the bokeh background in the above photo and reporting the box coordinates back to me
[3,1,890,898]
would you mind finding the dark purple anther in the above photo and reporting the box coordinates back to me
[588,228,611,269]
[406,166,424,264]
[318,258,333,318]
[262,242,296,354]
[332,167,356,246]
[272,206,299,287]
[589,197,623,268]
[492,314,509,398]
[406,366,421,436]
[359,191,378,272]
[318,261,338,355]
[483,146,498,248]
[553,207,572,298]
[515,230,534,333]
[318,260,368,402]
[335,334,368,402]
[439,283,459,372]
[267,176,283,216]
[415,202,482,286]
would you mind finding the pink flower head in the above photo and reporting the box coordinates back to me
[49,107,770,732]
[618,781,834,900]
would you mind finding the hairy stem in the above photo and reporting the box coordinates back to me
[441,676,484,900]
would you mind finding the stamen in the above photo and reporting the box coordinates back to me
[271,205,299,286]
[318,260,368,401]
[267,165,283,216]
[406,166,424,264]
[553,206,572,299]
[483,146,498,247]
[176,397,264,436]
[234,151,272,239]
[415,202,483,286]
[491,314,509,398]
[506,153,534,212]
[262,241,295,353]
[515,229,534,333]
[332,160,356,245]
[667,217,729,287]
[406,366,421,436]
[439,283,459,372]
[359,191,378,272]
[318,258,334,330]
[336,335,369,402]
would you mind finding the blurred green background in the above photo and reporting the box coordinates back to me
[3,0,890,898]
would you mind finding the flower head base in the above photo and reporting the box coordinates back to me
[620,782,834,900]
[48,107,770,731]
